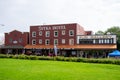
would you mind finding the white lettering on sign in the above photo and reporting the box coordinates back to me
[38,27,51,30]
[38,25,66,31]
[52,26,66,30]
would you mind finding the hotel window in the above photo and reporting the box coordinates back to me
[101,39,103,44]
[46,31,50,37]
[54,31,58,37]
[39,39,42,44]
[54,39,58,45]
[32,31,36,37]
[14,34,17,37]
[69,30,74,36]
[109,38,113,44]
[39,31,42,36]
[106,39,109,44]
[62,39,65,44]
[19,38,22,43]
[32,39,36,45]
[93,39,95,44]
[95,39,99,44]
[45,39,50,45]
[62,30,65,35]
[99,39,102,44]
[69,39,74,45]
[9,38,12,43]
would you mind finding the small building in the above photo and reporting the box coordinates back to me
[76,35,116,58]
[1,30,29,54]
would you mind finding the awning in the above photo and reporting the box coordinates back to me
[108,50,120,57]
[0,45,24,49]
[24,44,117,50]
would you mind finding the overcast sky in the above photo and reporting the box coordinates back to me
[0,0,120,43]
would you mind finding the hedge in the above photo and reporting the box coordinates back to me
[0,54,120,65]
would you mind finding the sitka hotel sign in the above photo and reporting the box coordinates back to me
[38,25,66,31]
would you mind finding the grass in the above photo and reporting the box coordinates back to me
[0,58,120,80]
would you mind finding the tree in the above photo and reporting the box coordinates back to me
[105,26,120,50]
[105,26,120,35]
[95,30,105,35]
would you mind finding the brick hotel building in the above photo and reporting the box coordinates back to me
[0,23,117,57]
[0,30,29,54]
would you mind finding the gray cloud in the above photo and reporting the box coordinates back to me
[0,0,120,34]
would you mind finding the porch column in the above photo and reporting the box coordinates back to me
[85,52,87,58]
[77,50,80,57]
[16,49,18,55]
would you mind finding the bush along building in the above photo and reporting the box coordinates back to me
[0,23,117,58]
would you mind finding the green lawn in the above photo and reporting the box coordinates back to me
[0,58,120,80]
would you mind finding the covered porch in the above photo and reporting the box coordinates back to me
[0,45,24,54]
[24,44,116,58]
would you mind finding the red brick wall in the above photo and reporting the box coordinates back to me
[5,30,29,46]
[85,31,93,35]
[30,23,85,45]
[76,24,85,35]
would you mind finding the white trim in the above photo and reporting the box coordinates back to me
[54,31,58,37]
[39,31,42,36]
[46,31,50,37]
[54,39,58,45]
[39,39,42,44]
[69,30,74,36]
[32,31,36,37]
[45,39,50,45]
[62,39,65,44]
[32,39,36,45]
[62,30,65,35]
[69,39,74,45]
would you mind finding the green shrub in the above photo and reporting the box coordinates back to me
[37,56,53,60]
[0,54,120,65]
[54,57,65,61]
[0,54,8,58]
[8,55,14,58]
[29,56,36,60]
[18,55,26,59]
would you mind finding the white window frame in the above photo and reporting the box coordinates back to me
[32,39,36,45]
[46,31,50,37]
[39,39,42,44]
[62,39,65,44]
[107,39,109,44]
[54,31,58,37]
[62,30,65,35]
[69,30,74,36]
[45,39,50,45]
[54,39,58,45]
[32,31,36,37]
[39,31,42,36]
[69,39,74,45]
